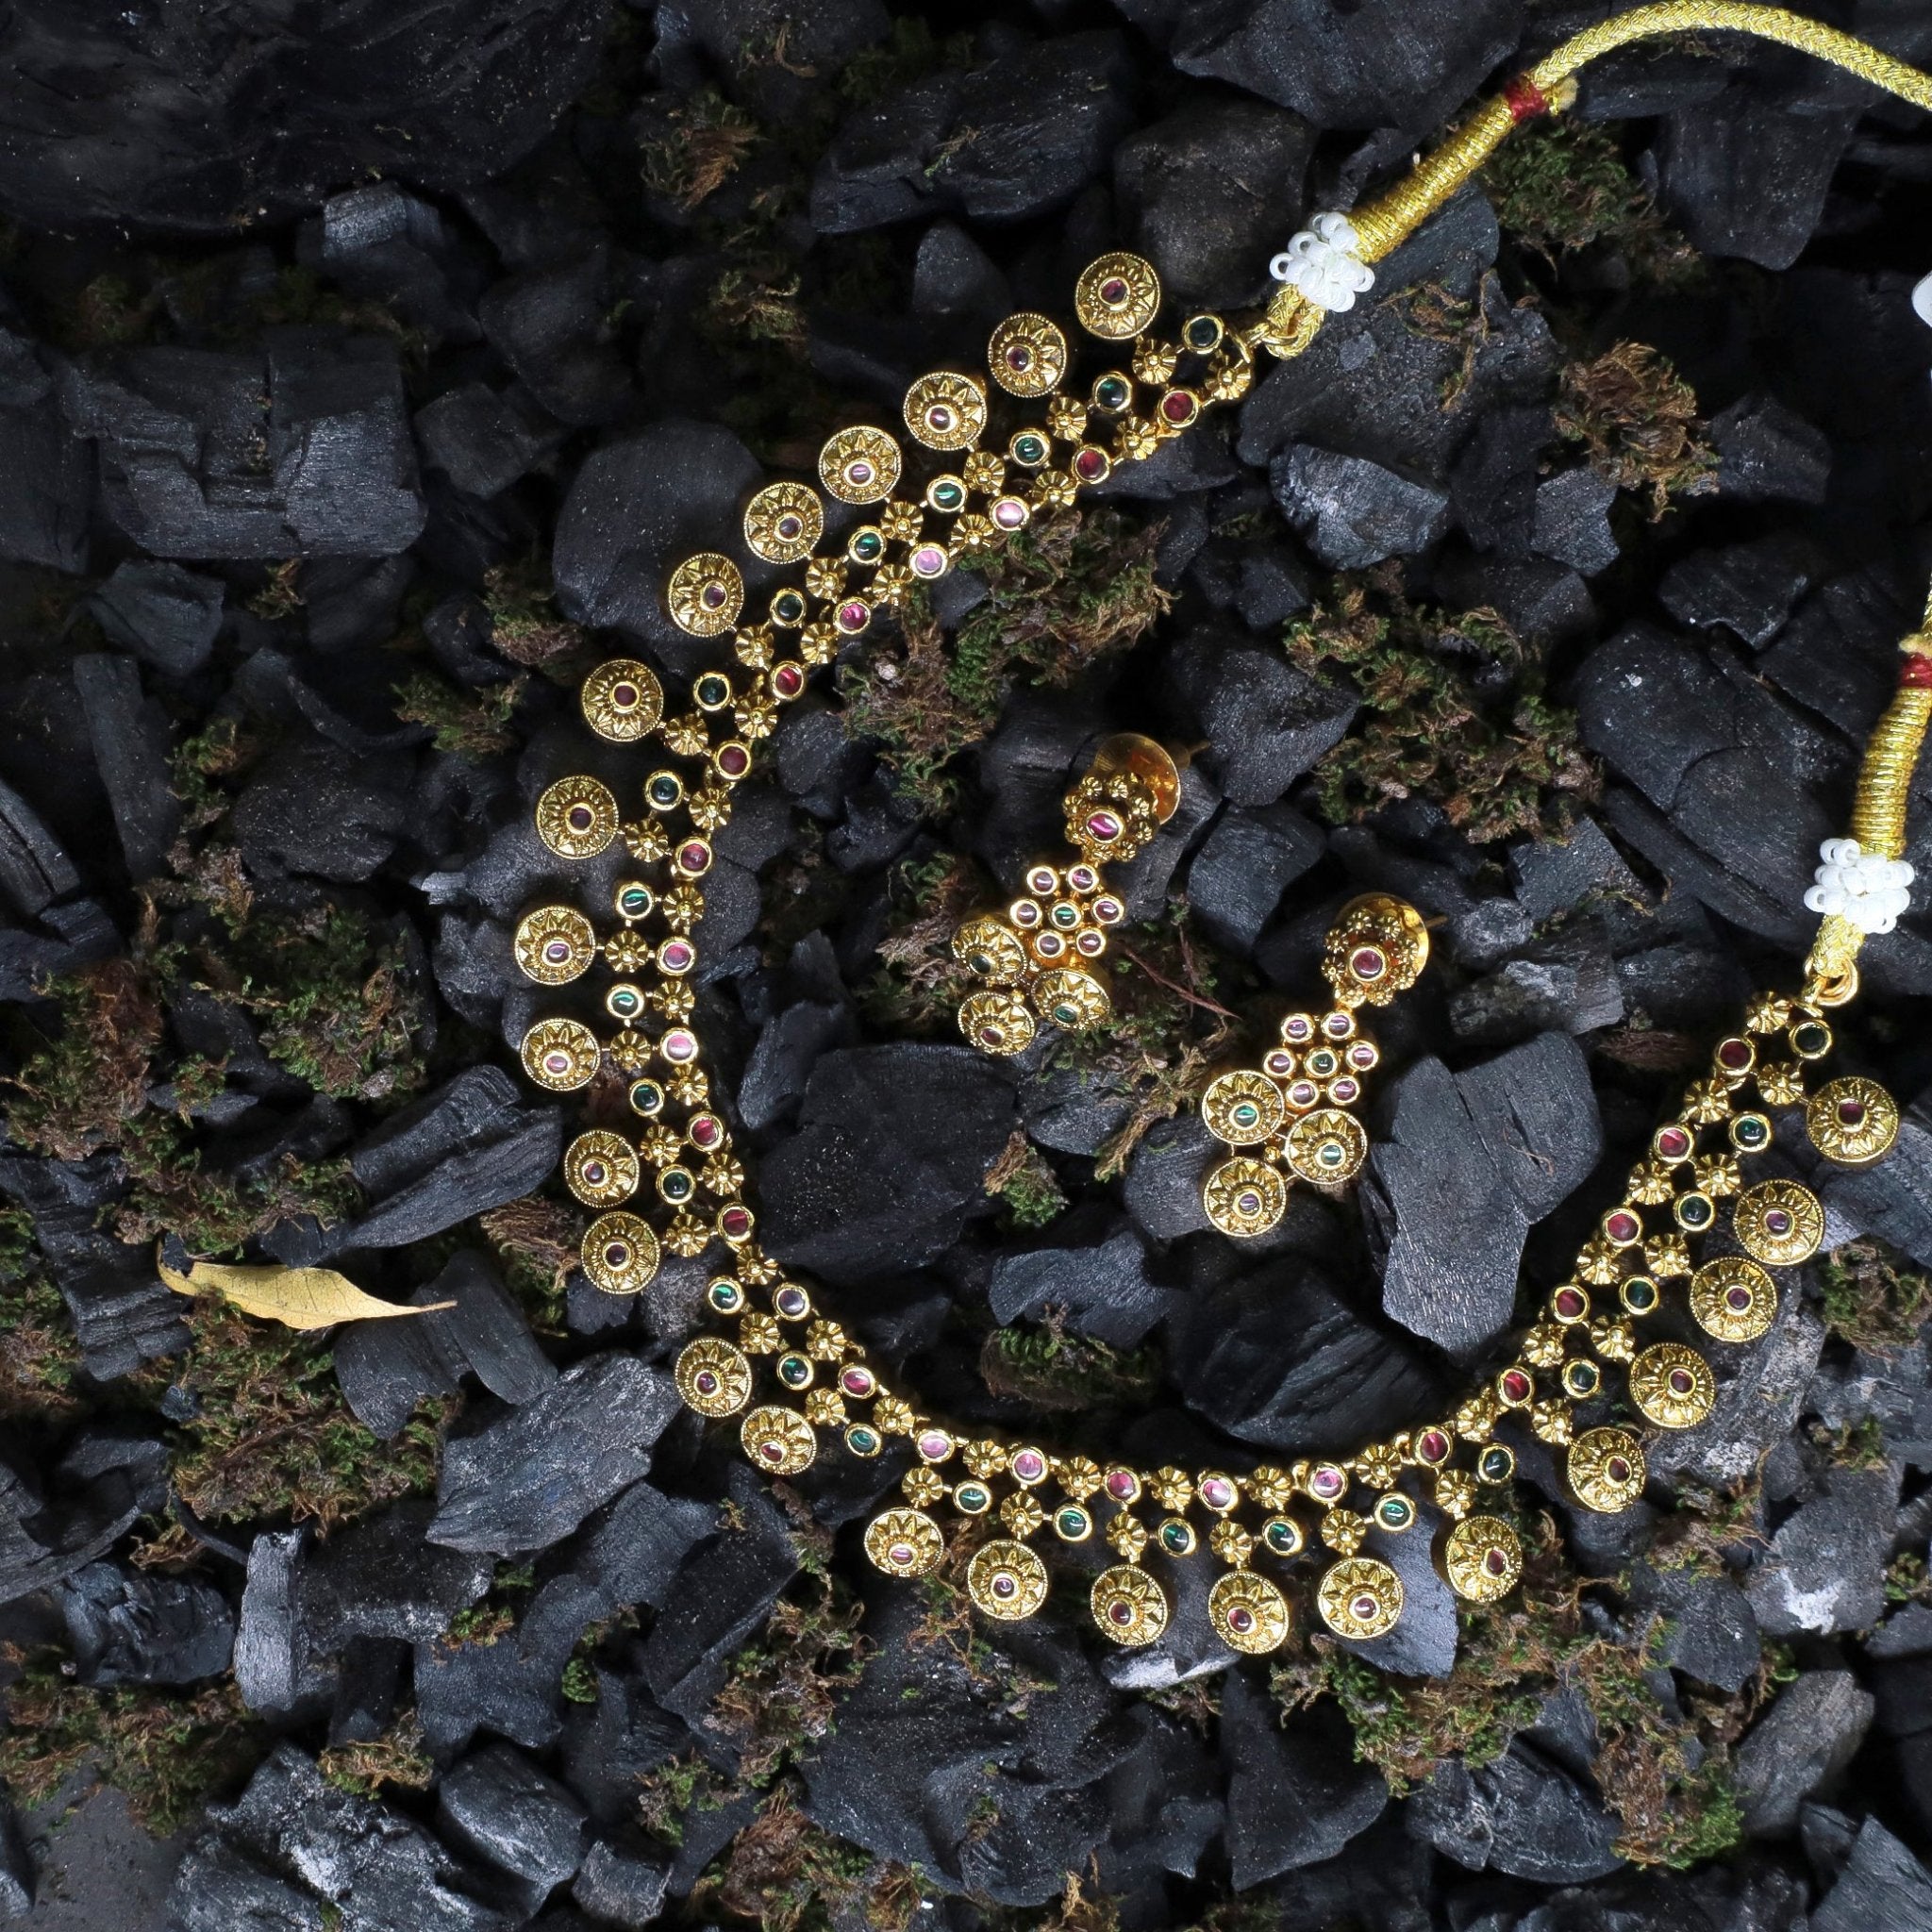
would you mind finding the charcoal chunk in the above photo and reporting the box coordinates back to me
[85,559,225,676]
[1532,466,1622,575]
[1272,445,1451,570]
[1746,1463,1899,1637]
[1167,631,1356,807]
[479,248,630,428]
[72,653,181,880]
[302,1499,492,1652]
[1735,1670,1874,1837]
[1407,1740,1624,1882]
[163,1837,325,1932]
[1813,1817,1932,1932]
[1710,393,1833,506]
[0,326,91,572]
[57,1559,234,1686]
[759,1044,1016,1282]
[0,0,609,234]
[572,1837,672,1929]
[1631,1563,1759,1693]
[231,741,410,883]
[1221,1673,1386,1889]
[1184,804,1325,955]
[436,1742,586,1915]
[415,383,564,500]
[429,1354,680,1556]
[1114,96,1314,310]
[301,182,479,342]
[62,334,425,559]
[0,774,78,916]
[986,1225,1178,1350]
[1658,533,1816,647]
[552,422,762,646]
[1171,0,1524,136]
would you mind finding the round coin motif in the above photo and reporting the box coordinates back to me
[1208,1571,1291,1654]
[743,481,824,564]
[675,1336,752,1417]
[1317,1557,1404,1640]
[952,916,1028,985]
[580,1211,660,1295]
[1629,1341,1716,1429]
[1074,252,1161,340]
[521,1017,601,1091]
[1807,1076,1900,1168]
[1284,1108,1369,1186]
[580,658,664,742]
[513,905,597,985]
[903,371,988,452]
[958,989,1036,1058]
[741,1404,818,1476]
[535,775,620,859]
[1439,1516,1522,1603]
[1033,967,1110,1032]
[1733,1178,1824,1266]
[1203,1157,1288,1239]
[1202,1070,1286,1147]
[666,552,742,637]
[819,425,902,505]
[1091,1565,1170,1646]
[1689,1255,1777,1343]
[864,1508,945,1577]
[1567,1425,1646,1513]
[987,311,1069,397]
[564,1129,641,1208]
[968,1539,1049,1621]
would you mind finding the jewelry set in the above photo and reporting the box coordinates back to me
[504,7,1932,1652]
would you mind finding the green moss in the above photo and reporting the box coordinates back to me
[0,1644,263,1835]
[836,16,974,106]
[1554,341,1719,519]
[392,670,527,759]
[560,1657,599,1704]
[477,1199,581,1338]
[979,1320,1160,1412]
[1285,568,1600,843]
[0,1272,85,1424]
[1819,1237,1930,1356]
[316,1713,434,1797]
[839,509,1169,815]
[1485,119,1702,284]
[483,560,589,670]
[148,1299,449,1536]
[640,87,760,210]
[858,853,983,1035]
[987,1138,1068,1231]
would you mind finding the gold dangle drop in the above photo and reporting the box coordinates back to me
[1091,1563,1169,1645]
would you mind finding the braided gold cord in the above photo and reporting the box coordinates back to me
[1351,97,1518,261]
[1851,689,1932,860]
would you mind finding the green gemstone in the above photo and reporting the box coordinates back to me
[1052,904,1078,927]
[1094,376,1129,410]
[1792,1024,1829,1056]
[1014,434,1045,464]
[1264,1518,1299,1554]
[778,1354,810,1386]
[1160,1520,1191,1553]
[698,674,730,705]
[1232,1103,1258,1127]
[851,530,883,561]
[846,1426,879,1456]
[620,887,651,914]
[930,481,963,510]
[957,1483,990,1513]
[1318,1141,1344,1167]
[1052,1003,1081,1026]
[773,591,805,623]
[968,952,995,975]
[649,775,680,805]
[1622,1276,1657,1312]
[1733,1115,1770,1148]
[708,1281,742,1311]
[1478,1446,1516,1484]
[628,1080,663,1116]
[1057,1507,1089,1539]
[1186,316,1221,349]
[1376,1496,1413,1529]
[1676,1192,1713,1228]
[661,1169,692,1202]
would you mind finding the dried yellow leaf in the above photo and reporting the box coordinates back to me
[157,1249,452,1331]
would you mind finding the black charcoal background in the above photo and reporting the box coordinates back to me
[0,0,1927,1928]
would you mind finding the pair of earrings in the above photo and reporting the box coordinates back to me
[950,739,1430,1236]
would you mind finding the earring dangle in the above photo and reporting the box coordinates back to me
[953,734,1182,1057]
[1200,894,1429,1238]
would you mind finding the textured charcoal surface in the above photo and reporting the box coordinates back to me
[0,2,1925,1927]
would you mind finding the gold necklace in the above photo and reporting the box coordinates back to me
[510,4,1932,1654]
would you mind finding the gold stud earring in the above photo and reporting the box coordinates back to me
[1201,894,1429,1237]
[953,734,1182,1058]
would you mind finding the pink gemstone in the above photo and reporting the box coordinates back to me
[1285,1017,1312,1041]
[701,581,726,608]
[980,1026,1002,1045]
[1289,1082,1318,1108]
[694,1372,717,1394]
[612,684,638,706]
[582,1161,607,1186]
[1013,1450,1046,1481]
[718,744,749,776]
[720,1208,751,1238]
[1839,1099,1866,1124]
[841,1367,874,1397]
[1606,1211,1641,1244]
[1007,344,1032,370]
[1607,1457,1631,1482]
[1068,866,1097,891]
[917,1432,950,1461]
[1765,1209,1792,1235]
[1350,1043,1376,1068]
[1352,1594,1377,1621]
[678,842,709,873]
[773,665,804,696]
[1669,1369,1693,1394]
[1108,1599,1131,1624]
[689,1114,720,1146]
[1484,1548,1508,1576]
[1012,902,1040,926]
[1086,811,1122,841]
[1106,1470,1138,1501]
[1350,947,1386,980]
[836,601,869,633]
[847,461,873,486]
[775,1289,808,1316]
[994,1574,1018,1599]
[1099,277,1127,304]
[1311,1466,1343,1498]
[1074,448,1107,481]
[1330,1078,1358,1104]
[1717,1039,1752,1070]
[544,941,571,962]
[1501,1370,1531,1403]
[1725,1286,1752,1310]
[911,546,945,576]
[1094,898,1121,922]
[1076,931,1104,956]
[1228,1607,1254,1633]
[776,514,802,540]
[1265,1051,1295,1076]
[1201,1477,1234,1509]
[759,1441,784,1462]
[567,807,592,830]
[1236,1191,1260,1216]
[1323,1012,1352,1037]
[926,406,952,430]
[1555,1289,1587,1319]
[1657,1126,1690,1159]
[890,1543,914,1566]
[1160,391,1192,424]
[1419,1430,1449,1463]
[660,941,692,971]
[991,497,1027,529]
[663,1030,696,1061]
[544,1053,570,1075]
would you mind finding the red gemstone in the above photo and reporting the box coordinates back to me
[1099,277,1128,304]
[1501,1370,1531,1403]
[1329,1078,1358,1104]
[1669,1369,1693,1394]
[1555,1289,1587,1319]
[582,1161,607,1186]
[773,664,804,696]
[720,1208,751,1238]
[1007,344,1032,370]
[604,1242,628,1266]
[1229,1607,1254,1633]
[1657,1127,1690,1160]
[660,941,692,971]
[1606,1211,1641,1244]
[917,1432,950,1461]
[994,1574,1018,1599]
[1418,1429,1449,1463]
[1352,1594,1377,1621]
[1607,1457,1630,1482]
[1160,391,1193,424]
[1350,947,1386,980]
[1484,1547,1508,1575]
[1106,1470,1138,1501]
[1904,655,1932,689]
[759,1441,784,1462]
[1839,1099,1867,1124]
[690,1114,720,1146]
[980,1026,1002,1045]
[1310,1465,1343,1498]
[1086,811,1121,841]
[694,1372,717,1394]
[1074,448,1107,481]
[836,601,869,633]
[1201,1477,1234,1509]
[701,581,726,608]
[841,1367,874,1397]
[1013,1450,1045,1481]
[612,683,638,707]
[567,807,592,830]
[718,744,749,776]
[1108,1599,1132,1624]
[678,842,709,873]
[776,514,802,540]
[1717,1039,1752,1070]
[1726,1286,1752,1310]
[1765,1209,1792,1235]
[543,1053,570,1075]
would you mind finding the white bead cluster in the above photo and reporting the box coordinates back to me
[1269,213,1374,314]
[1805,838,1916,934]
